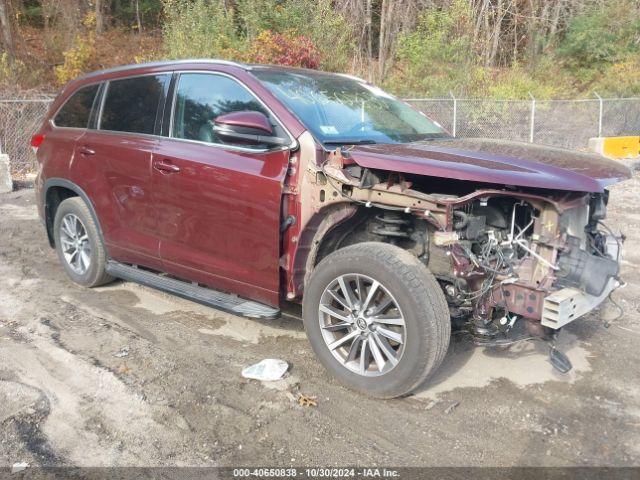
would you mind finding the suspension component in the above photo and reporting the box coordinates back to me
[371,212,412,238]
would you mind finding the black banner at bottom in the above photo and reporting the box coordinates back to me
[1,467,639,480]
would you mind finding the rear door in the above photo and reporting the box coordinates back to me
[152,71,292,306]
[74,73,170,269]
[43,82,102,184]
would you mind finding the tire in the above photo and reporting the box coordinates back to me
[302,242,450,398]
[53,197,113,287]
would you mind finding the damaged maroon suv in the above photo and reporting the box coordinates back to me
[34,60,631,398]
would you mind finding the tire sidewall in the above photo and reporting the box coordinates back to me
[53,199,103,287]
[303,244,440,398]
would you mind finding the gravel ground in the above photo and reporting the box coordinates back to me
[0,174,639,468]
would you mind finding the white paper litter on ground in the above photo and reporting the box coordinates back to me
[12,462,29,473]
[241,359,289,381]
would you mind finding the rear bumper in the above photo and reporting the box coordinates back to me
[541,277,619,329]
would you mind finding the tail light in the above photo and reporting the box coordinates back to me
[31,133,45,153]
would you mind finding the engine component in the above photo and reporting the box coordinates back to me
[556,236,619,296]
[461,215,486,240]
[433,231,459,246]
[453,210,469,230]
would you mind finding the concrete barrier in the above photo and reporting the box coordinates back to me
[0,154,13,193]
[589,136,640,159]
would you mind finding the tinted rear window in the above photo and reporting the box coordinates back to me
[100,74,168,134]
[54,84,99,128]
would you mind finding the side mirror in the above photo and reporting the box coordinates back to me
[213,111,288,147]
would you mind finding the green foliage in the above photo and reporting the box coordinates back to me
[54,13,98,85]
[161,0,240,60]
[236,0,354,71]
[7,0,640,98]
[0,53,38,89]
[385,0,635,99]
[242,30,321,69]
[118,0,164,31]
[591,58,640,96]
[474,64,565,100]
[557,1,640,70]
[18,1,45,27]
[161,0,352,69]
[385,0,474,96]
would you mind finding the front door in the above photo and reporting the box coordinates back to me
[153,72,291,306]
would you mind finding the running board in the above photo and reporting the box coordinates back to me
[105,261,280,320]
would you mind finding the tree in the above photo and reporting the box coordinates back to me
[95,0,104,33]
[0,0,15,63]
[133,0,142,32]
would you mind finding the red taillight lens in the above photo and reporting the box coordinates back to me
[31,134,45,149]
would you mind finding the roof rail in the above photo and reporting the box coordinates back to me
[77,59,247,81]
[335,72,368,83]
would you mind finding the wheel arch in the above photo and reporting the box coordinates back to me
[43,178,105,249]
[289,202,422,299]
[288,202,358,298]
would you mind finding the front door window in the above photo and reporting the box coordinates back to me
[171,73,282,147]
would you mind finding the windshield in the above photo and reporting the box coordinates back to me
[252,69,449,146]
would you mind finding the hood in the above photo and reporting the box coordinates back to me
[348,138,632,192]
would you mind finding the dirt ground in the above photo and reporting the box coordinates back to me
[1,173,640,468]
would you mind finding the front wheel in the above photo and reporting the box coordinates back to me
[303,242,450,398]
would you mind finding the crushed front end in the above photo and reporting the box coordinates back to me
[290,145,626,352]
[435,189,624,342]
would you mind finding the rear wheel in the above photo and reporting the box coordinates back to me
[303,242,450,398]
[54,197,113,287]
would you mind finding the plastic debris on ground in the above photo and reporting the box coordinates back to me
[241,359,289,381]
[12,462,29,473]
[114,346,130,358]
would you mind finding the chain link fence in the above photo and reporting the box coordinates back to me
[0,98,53,177]
[406,96,640,151]
[1,95,639,176]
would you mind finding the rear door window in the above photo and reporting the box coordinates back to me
[54,84,100,128]
[100,74,169,134]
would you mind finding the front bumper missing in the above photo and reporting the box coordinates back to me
[541,277,619,329]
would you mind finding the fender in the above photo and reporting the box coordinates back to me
[288,202,358,297]
[42,178,106,250]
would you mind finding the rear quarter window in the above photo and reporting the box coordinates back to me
[54,84,100,128]
[100,74,169,135]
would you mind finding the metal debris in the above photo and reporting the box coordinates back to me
[444,401,460,414]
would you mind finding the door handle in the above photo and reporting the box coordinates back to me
[153,160,180,174]
[79,146,95,156]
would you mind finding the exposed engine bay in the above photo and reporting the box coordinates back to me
[284,139,625,356]
[425,192,622,339]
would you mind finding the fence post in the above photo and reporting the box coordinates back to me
[528,92,536,143]
[594,91,603,137]
[449,91,457,137]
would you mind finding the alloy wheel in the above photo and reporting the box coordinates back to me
[318,273,406,377]
[59,213,92,275]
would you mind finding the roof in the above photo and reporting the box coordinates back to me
[76,59,248,81]
[75,59,366,83]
